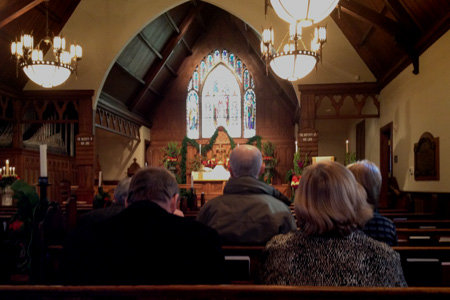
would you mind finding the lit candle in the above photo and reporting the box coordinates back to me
[9,167,12,175]
[40,144,48,177]
[346,140,349,154]
[12,167,15,176]
[5,160,9,176]
[98,171,102,187]
[0,168,2,175]
[295,141,298,152]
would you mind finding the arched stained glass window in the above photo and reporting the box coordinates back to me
[193,71,199,91]
[243,69,249,90]
[222,50,228,64]
[186,49,256,139]
[214,50,221,64]
[186,90,199,139]
[243,89,256,137]
[207,54,213,71]
[202,65,241,137]
[200,61,206,81]
[236,60,242,82]
[229,54,235,69]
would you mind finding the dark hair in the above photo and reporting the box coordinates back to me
[127,167,179,206]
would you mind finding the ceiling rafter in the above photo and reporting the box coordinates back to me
[128,2,204,111]
[358,6,388,47]
[384,0,423,33]
[138,33,163,59]
[339,0,402,35]
[0,0,45,29]
[165,13,180,34]
[115,61,145,84]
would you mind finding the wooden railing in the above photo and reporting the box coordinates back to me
[1,285,450,300]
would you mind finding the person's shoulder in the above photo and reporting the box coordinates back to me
[266,231,298,249]
[352,231,398,255]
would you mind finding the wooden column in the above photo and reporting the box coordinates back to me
[298,93,318,158]
[76,91,95,204]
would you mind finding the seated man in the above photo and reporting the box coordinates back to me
[348,160,398,246]
[196,145,296,245]
[77,176,131,228]
[61,167,227,285]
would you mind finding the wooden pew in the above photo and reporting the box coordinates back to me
[1,285,450,300]
[394,220,450,229]
[396,229,450,246]
[382,212,438,220]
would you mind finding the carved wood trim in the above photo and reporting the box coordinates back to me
[95,106,141,141]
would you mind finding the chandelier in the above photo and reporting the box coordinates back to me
[262,0,339,81]
[10,0,82,88]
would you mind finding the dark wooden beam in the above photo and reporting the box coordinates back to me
[181,38,193,55]
[339,0,402,35]
[0,0,45,29]
[358,6,388,47]
[165,63,178,77]
[115,61,145,84]
[128,3,203,110]
[384,0,423,33]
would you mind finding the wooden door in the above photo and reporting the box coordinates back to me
[379,122,393,208]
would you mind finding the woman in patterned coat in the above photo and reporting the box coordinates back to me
[258,161,407,287]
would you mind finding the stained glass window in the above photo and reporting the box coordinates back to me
[207,54,213,71]
[243,89,256,138]
[193,71,199,91]
[186,50,256,139]
[229,54,235,69]
[200,60,206,81]
[186,90,199,139]
[214,50,221,64]
[202,65,241,138]
[222,50,228,64]
[243,69,249,90]
[236,59,242,82]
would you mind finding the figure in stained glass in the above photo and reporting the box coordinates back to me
[244,89,256,136]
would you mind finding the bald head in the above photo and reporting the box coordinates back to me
[229,145,262,178]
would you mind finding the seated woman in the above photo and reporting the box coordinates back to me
[348,160,398,246]
[258,161,407,287]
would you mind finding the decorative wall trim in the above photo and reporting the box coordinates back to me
[95,106,141,141]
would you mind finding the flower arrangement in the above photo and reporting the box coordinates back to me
[161,141,181,169]
[286,150,310,193]
[262,141,278,166]
[93,186,112,209]
[202,158,217,169]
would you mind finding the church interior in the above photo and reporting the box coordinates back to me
[1,0,450,294]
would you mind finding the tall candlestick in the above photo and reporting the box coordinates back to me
[346,140,349,154]
[199,144,202,155]
[295,141,298,152]
[12,167,15,176]
[191,173,194,189]
[98,171,102,187]
[5,160,9,176]
[40,144,48,177]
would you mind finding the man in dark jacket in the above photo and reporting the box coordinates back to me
[196,145,296,245]
[61,167,226,285]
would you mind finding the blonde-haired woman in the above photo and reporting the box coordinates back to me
[258,161,407,287]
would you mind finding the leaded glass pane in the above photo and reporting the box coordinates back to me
[207,54,213,71]
[236,59,242,82]
[214,50,220,64]
[243,69,249,90]
[222,50,228,64]
[229,53,235,69]
[243,89,256,138]
[202,64,241,138]
[188,79,193,91]
[186,90,199,139]
[200,60,206,82]
[193,71,199,91]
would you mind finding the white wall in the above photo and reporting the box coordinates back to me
[95,126,150,181]
[365,29,450,192]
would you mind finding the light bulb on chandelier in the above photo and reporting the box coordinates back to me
[10,0,82,88]
[262,0,338,81]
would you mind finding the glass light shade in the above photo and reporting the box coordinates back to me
[270,0,339,26]
[22,62,73,88]
[269,51,318,81]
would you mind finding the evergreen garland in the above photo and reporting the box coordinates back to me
[179,127,262,183]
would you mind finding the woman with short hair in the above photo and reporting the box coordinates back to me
[258,161,407,287]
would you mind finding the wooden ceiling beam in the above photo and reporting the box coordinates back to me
[138,33,163,59]
[384,0,423,33]
[0,0,45,29]
[128,3,203,110]
[339,0,402,35]
[165,13,180,34]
